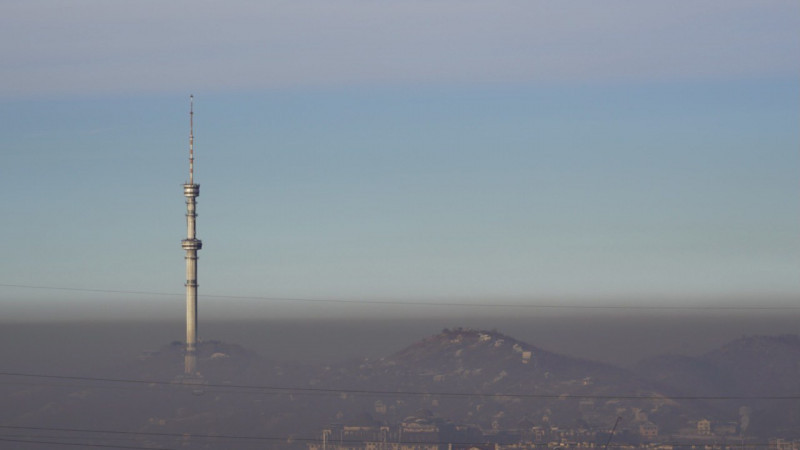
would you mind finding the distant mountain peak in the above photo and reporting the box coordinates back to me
[709,334,800,356]
[388,327,541,367]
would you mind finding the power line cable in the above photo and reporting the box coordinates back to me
[1,282,797,311]
[1,371,797,401]
[0,425,775,448]
[0,433,149,443]
[0,425,284,444]
[0,436,176,450]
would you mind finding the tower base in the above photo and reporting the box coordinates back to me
[184,344,197,375]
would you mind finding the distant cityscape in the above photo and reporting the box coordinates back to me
[310,409,794,450]
[2,327,799,450]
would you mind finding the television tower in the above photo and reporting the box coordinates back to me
[182,95,202,375]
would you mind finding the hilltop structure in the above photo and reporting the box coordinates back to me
[181,95,202,374]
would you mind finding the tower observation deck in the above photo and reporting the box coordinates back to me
[183,95,202,375]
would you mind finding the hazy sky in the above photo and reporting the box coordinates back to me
[1,1,798,320]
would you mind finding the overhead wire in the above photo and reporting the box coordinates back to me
[0,424,284,444]
[0,436,177,450]
[1,282,797,311]
[0,425,776,448]
[1,371,798,401]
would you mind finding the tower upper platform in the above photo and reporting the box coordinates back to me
[184,183,200,197]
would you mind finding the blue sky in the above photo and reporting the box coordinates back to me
[1,1,798,320]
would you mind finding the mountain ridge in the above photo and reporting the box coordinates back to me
[2,328,799,449]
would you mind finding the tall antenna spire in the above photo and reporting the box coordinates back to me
[189,94,194,184]
[182,94,202,376]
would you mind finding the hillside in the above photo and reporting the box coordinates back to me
[2,330,799,448]
[634,334,800,438]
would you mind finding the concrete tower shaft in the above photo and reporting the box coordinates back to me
[183,96,202,375]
